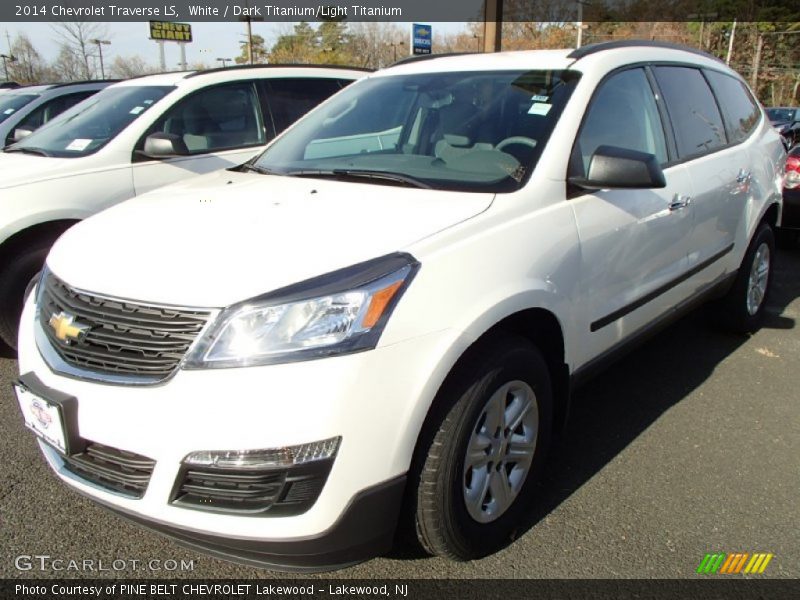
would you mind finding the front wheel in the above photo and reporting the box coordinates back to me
[714,223,775,333]
[411,334,553,560]
[0,240,53,351]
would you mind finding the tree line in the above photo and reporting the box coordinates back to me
[3,21,798,106]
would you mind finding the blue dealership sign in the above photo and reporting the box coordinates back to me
[412,23,432,55]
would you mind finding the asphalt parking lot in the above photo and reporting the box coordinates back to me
[1,247,798,580]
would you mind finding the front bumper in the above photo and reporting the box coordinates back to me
[18,294,458,570]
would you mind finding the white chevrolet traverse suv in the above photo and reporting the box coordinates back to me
[16,42,785,571]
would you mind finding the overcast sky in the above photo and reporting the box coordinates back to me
[3,21,466,68]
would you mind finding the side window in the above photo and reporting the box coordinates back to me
[148,82,264,154]
[8,91,95,144]
[574,68,668,176]
[264,78,345,134]
[653,66,727,158]
[704,70,761,144]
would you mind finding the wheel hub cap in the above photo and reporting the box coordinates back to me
[462,380,538,523]
[746,242,770,316]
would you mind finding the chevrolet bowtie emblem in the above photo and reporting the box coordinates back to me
[49,311,89,343]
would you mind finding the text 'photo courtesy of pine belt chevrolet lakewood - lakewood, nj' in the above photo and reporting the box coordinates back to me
[4,37,792,572]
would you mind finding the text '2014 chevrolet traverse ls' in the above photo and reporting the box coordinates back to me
[15,42,785,571]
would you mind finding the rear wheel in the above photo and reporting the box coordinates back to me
[411,334,553,560]
[714,223,775,333]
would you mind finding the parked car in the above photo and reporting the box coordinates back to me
[766,106,799,149]
[15,42,784,571]
[0,81,115,147]
[778,144,800,248]
[0,65,368,350]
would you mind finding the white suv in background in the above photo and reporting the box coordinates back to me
[16,42,784,571]
[0,80,114,147]
[0,65,367,350]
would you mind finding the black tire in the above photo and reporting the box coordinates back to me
[714,223,775,333]
[411,333,553,560]
[0,239,53,351]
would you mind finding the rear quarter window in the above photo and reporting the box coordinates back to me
[704,70,761,144]
[653,66,728,159]
[263,78,346,134]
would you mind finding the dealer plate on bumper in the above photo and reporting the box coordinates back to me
[14,374,85,456]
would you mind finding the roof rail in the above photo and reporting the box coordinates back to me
[391,52,478,67]
[568,40,722,62]
[49,79,121,88]
[184,63,373,79]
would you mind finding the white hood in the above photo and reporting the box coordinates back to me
[0,152,89,189]
[48,169,493,307]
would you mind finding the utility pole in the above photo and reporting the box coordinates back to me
[389,40,405,62]
[483,0,503,53]
[0,54,12,80]
[576,1,584,49]
[751,33,762,90]
[90,39,111,79]
[726,19,737,65]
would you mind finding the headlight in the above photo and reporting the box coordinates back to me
[183,253,419,369]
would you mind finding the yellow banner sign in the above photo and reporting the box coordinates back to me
[149,21,192,43]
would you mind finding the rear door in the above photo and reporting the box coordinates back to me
[651,66,746,287]
[570,67,695,361]
[131,81,267,196]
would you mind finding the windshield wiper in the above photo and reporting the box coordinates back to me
[4,146,52,157]
[286,168,432,189]
[235,162,282,176]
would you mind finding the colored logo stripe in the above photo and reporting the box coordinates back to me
[697,553,774,574]
[744,553,774,574]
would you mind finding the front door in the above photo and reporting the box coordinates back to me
[569,67,695,366]
[131,81,267,196]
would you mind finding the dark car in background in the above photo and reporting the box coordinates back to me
[767,107,799,149]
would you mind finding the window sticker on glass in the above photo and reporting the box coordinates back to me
[531,95,549,102]
[129,106,144,115]
[3,108,15,115]
[65,139,92,151]
[528,102,552,116]
[143,99,154,105]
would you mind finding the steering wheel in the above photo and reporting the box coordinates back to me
[495,136,537,151]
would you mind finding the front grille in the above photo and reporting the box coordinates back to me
[61,442,155,498]
[38,271,212,381]
[171,461,333,516]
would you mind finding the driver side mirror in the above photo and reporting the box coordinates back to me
[569,145,666,190]
[141,132,189,159]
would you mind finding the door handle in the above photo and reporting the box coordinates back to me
[736,169,751,183]
[669,194,692,211]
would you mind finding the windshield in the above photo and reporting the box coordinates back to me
[253,69,580,192]
[766,108,796,123]
[9,85,174,158]
[0,94,38,124]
